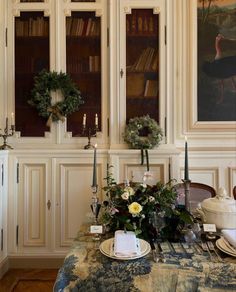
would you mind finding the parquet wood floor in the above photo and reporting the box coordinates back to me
[0,269,58,292]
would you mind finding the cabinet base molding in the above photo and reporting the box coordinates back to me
[8,255,64,269]
[0,257,9,279]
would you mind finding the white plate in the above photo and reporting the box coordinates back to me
[99,238,151,260]
[216,237,236,257]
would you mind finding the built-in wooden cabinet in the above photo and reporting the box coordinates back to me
[108,0,166,146]
[6,0,166,147]
[0,152,7,271]
[6,0,108,146]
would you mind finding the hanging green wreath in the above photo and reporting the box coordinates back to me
[123,115,163,149]
[28,70,84,126]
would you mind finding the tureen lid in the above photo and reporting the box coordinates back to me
[201,187,236,213]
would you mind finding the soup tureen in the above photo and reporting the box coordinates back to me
[196,187,236,229]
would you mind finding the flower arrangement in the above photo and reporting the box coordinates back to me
[101,169,192,241]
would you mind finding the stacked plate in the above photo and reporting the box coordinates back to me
[216,237,236,257]
[99,238,151,260]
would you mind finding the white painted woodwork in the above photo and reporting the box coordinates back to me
[0,0,235,261]
[55,158,104,249]
[17,157,52,253]
[109,147,180,184]
[0,151,8,267]
[174,0,236,149]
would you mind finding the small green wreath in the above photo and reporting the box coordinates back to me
[28,70,84,126]
[123,115,163,149]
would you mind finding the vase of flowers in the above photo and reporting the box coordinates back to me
[101,169,192,241]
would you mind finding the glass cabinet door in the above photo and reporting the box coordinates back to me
[15,11,49,137]
[119,0,166,129]
[66,11,101,136]
[126,9,159,123]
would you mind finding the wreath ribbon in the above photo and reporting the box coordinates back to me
[140,149,149,171]
[46,106,65,127]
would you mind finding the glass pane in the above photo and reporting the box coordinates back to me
[66,11,101,136]
[126,9,159,123]
[15,12,49,137]
[20,0,44,2]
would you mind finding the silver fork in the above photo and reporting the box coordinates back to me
[207,241,223,262]
[201,242,215,262]
[157,243,166,263]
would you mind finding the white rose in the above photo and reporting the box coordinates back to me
[121,192,129,200]
[124,186,134,196]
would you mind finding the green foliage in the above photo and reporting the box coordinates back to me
[123,115,163,149]
[28,70,84,122]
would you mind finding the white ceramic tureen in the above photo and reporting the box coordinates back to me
[196,187,236,229]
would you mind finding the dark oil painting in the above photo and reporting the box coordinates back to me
[198,0,236,121]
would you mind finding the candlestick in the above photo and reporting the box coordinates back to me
[11,113,15,126]
[184,136,189,181]
[83,114,86,127]
[95,113,98,128]
[92,144,97,188]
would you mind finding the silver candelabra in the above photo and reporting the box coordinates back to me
[82,125,99,149]
[182,179,191,212]
[0,118,15,150]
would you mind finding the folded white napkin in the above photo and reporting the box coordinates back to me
[113,230,140,257]
[221,229,236,248]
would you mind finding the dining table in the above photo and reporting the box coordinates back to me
[53,225,236,292]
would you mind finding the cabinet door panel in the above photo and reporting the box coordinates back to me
[18,159,51,251]
[55,160,103,248]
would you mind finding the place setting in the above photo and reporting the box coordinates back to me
[216,229,236,258]
[99,230,151,260]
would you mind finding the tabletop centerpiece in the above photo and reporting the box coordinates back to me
[101,168,192,241]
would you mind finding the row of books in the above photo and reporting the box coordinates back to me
[126,12,158,35]
[67,56,100,73]
[144,80,158,97]
[128,47,159,72]
[126,73,158,97]
[66,17,100,36]
[15,17,49,37]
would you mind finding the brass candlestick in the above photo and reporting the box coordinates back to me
[82,125,99,149]
[0,118,15,150]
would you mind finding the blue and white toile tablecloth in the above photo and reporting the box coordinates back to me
[54,228,236,292]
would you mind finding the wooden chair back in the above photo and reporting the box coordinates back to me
[233,186,236,200]
[174,182,216,207]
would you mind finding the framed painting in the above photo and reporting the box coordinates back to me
[197,0,236,122]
